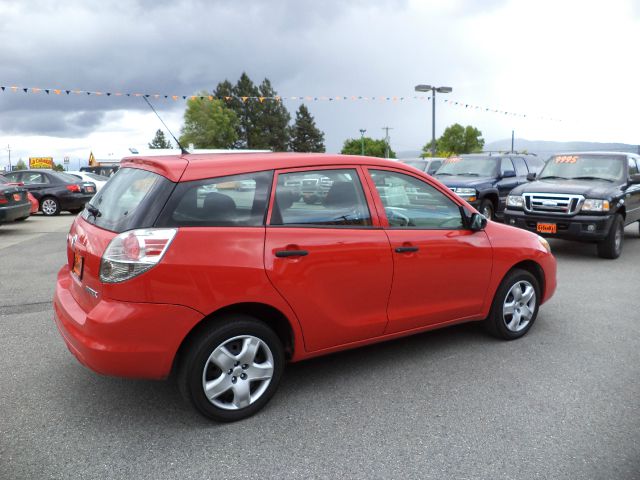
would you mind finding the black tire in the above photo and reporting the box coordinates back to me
[40,196,60,216]
[177,315,284,422]
[479,199,494,220]
[484,268,540,340]
[597,214,624,259]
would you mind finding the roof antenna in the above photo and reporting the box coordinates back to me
[142,96,189,155]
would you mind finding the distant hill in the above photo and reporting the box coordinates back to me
[486,139,640,158]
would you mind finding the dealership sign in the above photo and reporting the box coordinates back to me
[29,157,53,169]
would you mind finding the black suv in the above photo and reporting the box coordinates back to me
[434,153,544,220]
[504,152,640,259]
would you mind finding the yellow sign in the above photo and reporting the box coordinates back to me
[29,157,53,169]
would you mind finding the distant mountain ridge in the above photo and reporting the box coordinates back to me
[485,139,640,158]
[397,140,639,160]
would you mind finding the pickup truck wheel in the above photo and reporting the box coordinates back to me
[597,214,623,259]
[484,269,540,340]
[177,315,284,422]
[479,199,494,220]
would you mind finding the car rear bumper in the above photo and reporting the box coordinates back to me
[0,202,31,222]
[53,266,203,379]
[503,209,614,241]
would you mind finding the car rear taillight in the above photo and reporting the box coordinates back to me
[99,229,177,283]
[0,196,7,204]
[66,184,81,192]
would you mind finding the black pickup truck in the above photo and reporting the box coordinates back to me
[504,152,640,259]
[434,153,545,220]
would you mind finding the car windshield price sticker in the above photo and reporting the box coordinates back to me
[554,155,579,164]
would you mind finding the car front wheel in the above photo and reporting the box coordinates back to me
[479,199,494,220]
[485,269,540,340]
[178,316,284,422]
[597,214,623,259]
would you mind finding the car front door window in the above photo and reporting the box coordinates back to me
[369,170,463,229]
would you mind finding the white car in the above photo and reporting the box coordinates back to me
[66,171,110,192]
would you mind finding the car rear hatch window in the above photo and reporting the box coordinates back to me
[81,167,175,233]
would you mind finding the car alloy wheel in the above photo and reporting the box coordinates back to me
[41,197,59,216]
[502,280,536,332]
[202,335,274,410]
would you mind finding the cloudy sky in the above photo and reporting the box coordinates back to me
[1,0,639,168]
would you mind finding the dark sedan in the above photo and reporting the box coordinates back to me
[0,174,31,225]
[3,170,96,216]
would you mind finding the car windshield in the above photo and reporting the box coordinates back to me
[539,154,625,181]
[85,172,110,181]
[436,156,498,176]
[402,161,426,169]
[52,172,84,183]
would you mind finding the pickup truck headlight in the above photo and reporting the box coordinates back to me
[453,188,477,202]
[506,195,524,208]
[581,199,610,212]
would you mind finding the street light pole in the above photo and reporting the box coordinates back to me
[6,144,11,172]
[414,84,452,156]
[359,129,366,156]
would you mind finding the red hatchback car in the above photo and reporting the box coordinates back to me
[54,153,556,421]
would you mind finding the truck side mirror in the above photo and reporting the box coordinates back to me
[630,173,640,184]
[526,172,537,181]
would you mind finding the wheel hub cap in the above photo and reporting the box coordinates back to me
[503,280,536,332]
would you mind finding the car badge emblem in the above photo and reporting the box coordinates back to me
[70,234,78,249]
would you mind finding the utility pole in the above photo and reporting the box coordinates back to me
[359,129,366,156]
[382,126,393,158]
[511,130,515,152]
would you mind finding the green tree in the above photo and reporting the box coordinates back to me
[148,129,173,149]
[14,159,27,170]
[253,78,290,151]
[52,162,64,172]
[214,73,292,151]
[288,104,325,153]
[179,92,239,148]
[422,123,484,156]
[341,137,396,158]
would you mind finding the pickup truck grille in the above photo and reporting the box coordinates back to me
[523,193,584,215]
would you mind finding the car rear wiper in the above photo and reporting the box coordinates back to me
[435,172,454,176]
[570,176,614,182]
[86,203,101,218]
[458,173,480,176]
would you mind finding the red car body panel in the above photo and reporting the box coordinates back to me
[53,153,557,379]
[28,192,39,214]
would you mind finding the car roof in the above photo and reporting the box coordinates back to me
[551,151,639,158]
[121,153,417,182]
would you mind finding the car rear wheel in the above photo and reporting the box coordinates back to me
[597,214,623,259]
[485,269,540,340]
[479,199,494,220]
[40,197,60,216]
[177,315,284,422]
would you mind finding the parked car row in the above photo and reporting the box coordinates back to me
[401,151,640,259]
[2,169,98,216]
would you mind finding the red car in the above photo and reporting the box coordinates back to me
[53,153,556,421]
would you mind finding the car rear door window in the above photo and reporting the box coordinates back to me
[157,170,273,227]
[370,170,463,229]
[22,172,48,184]
[628,157,639,175]
[270,169,372,227]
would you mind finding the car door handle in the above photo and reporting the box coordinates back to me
[394,246,419,253]
[275,250,309,258]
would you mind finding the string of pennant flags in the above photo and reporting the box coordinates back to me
[0,84,562,121]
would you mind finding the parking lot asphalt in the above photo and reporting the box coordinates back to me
[1,215,639,480]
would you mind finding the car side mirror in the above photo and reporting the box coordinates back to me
[526,172,537,181]
[502,170,516,178]
[630,173,640,184]
[470,212,487,231]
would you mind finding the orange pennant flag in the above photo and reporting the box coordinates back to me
[241,96,249,103]
[172,96,178,101]
[11,86,18,92]
[208,95,213,101]
[53,89,61,95]
[32,88,41,93]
